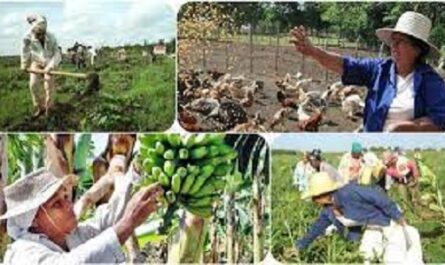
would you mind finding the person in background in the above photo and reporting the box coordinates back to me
[383,151,421,210]
[294,149,344,194]
[338,142,364,183]
[290,11,445,132]
[360,147,386,188]
[293,151,313,191]
[295,172,423,264]
[21,14,61,117]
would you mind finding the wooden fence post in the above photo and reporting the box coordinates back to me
[249,24,254,74]
[275,22,280,73]
[202,44,206,71]
[325,39,329,82]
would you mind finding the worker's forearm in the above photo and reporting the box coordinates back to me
[307,46,344,75]
[113,216,135,245]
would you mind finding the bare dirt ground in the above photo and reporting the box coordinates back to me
[179,40,379,132]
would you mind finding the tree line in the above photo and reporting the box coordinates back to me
[180,2,445,52]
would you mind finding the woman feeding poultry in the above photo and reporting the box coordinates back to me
[291,11,445,132]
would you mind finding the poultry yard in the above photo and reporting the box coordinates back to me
[178,40,379,132]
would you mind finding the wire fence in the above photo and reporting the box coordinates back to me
[181,22,381,82]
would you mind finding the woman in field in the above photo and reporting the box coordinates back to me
[295,172,423,264]
[291,11,445,132]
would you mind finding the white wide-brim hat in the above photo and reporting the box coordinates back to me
[0,169,74,220]
[376,11,441,59]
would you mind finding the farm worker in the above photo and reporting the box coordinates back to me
[295,172,424,264]
[21,14,61,117]
[1,166,164,264]
[293,151,313,191]
[382,151,422,209]
[338,142,364,183]
[291,11,445,132]
[117,48,127,62]
[360,147,386,187]
[293,149,343,193]
[89,45,97,66]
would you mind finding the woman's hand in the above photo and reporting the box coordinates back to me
[114,183,164,244]
[387,117,442,132]
[290,25,344,75]
[290,26,315,56]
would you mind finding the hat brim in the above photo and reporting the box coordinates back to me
[376,28,441,59]
[0,175,74,220]
[301,184,340,200]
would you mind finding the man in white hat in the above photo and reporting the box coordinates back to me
[21,14,61,117]
[0,168,163,264]
[290,11,445,132]
[295,172,423,264]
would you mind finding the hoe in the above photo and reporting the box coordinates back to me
[27,68,100,92]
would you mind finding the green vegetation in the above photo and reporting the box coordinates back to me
[0,45,175,131]
[272,150,445,263]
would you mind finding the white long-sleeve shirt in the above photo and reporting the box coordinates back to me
[3,169,140,265]
[21,31,61,70]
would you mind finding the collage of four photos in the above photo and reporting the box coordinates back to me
[0,1,445,264]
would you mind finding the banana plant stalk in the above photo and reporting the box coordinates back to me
[209,209,220,263]
[252,139,267,263]
[167,212,209,264]
[252,171,264,263]
[0,137,8,258]
[44,134,75,200]
[226,192,236,264]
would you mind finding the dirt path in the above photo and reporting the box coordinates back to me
[180,41,374,132]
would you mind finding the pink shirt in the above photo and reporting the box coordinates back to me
[386,159,419,181]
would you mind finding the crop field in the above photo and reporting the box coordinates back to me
[0,46,175,132]
[271,150,445,263]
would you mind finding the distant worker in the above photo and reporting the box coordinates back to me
[21,14,61,117]
[383,151,421,209]
[294,149,344,194]
[117,48,127,62]
[338,142,364,183]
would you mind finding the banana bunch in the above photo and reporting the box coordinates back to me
[138,134,237,218]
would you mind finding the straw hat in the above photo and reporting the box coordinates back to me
[0,169,74,220]
[376,11,440,59]
[382,151,397,166]
[301,172,340,199]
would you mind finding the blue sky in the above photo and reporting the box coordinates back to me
[0,0,180,56]
[272,133,445,152]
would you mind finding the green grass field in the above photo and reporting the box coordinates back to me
[0,46,175,131]
[271,150,445,263]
